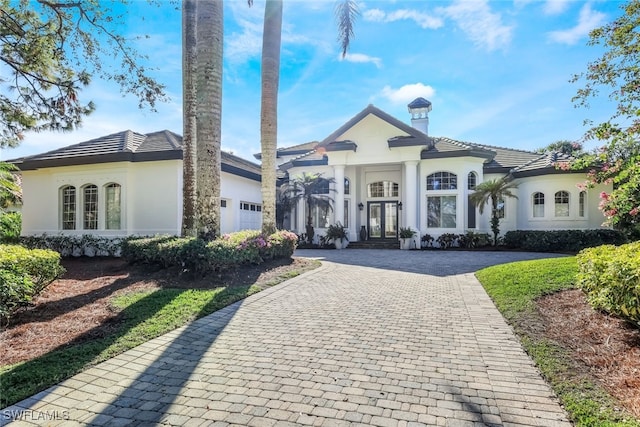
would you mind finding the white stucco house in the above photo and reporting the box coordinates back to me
[273,98,611,246]
[12,130,263,236]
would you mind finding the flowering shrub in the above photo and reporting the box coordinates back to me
[122,230,298,275]
[0,245,65,321]
[577,242,640,327]
[21,234,123,257]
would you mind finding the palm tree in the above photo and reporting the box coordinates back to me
[282,173,335,243]
[256,1,358,235]
[469,178,518,246]
[259,0,282,235]
[195,0,223,240]
[181,0,198,237]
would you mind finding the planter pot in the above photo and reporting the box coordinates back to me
[400,238,412,250]
[334,238,349,249]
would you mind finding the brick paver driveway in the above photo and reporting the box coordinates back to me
[2,250,571,427]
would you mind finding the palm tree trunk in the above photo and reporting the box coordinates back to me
[181,0,198,237]
[195,0,223,240]
[260,0,282,235]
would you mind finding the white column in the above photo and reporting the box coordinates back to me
[333,165,345,226]
[404,160,419,231]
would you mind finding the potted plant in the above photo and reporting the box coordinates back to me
[399,227,416,250]
[325,222,349,249]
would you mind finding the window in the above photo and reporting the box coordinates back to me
[497,197,505,219]
[344,200,349,228]
[313,179,330,194]
[427,172,457,190]
[532,192,545,218]
[555,191,570,217]
[221,199,227,208]
[310,205,330,228]
[579,191,586,217]
[467,172,477,190]
[427,196,456,228]
[344,178,350,195]
[105,183,121,230]
[83,185,98,230]
[61,186,76,230]
[367,181,398,198]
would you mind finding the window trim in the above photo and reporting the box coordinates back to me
[82,184,98,230]
[578,191,586,218]
[427,171,458,191]
[532,192,545,218]
[554,190,570,217]
[105,183,122,230]
[60,185,76,230]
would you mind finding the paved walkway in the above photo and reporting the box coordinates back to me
[2,250,571,427]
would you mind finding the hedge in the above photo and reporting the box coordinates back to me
[503,229,626,252]
[0,212,21,243]
[577,242,640,327]
[0,245,65,321]
[121,230,298,275]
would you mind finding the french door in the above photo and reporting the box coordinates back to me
[368,201,398,239]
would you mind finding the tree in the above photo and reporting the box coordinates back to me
[256,0,358,235]
[182,0,198,238]
[259,0,283,235]
[469,178,518,246]
[535,140,584,156]
[0,162,21,210]
[194,0,223,240]
[281,173,335,243]
[571,0,640,233]
[0,0,166,148]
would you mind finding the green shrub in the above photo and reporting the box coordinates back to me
[503,229,627,252]
[0,212,21,243]
[122,230,298,275]
[577,242,640,326]
[0,245,65,321]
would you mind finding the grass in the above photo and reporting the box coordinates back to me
[476,257,640,427]
[0,259,320,408]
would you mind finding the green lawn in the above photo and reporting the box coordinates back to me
[0,260,320,408]
[476,257,640,427]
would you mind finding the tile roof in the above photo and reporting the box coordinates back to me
[12,130,261,181]
[510,151,575,177]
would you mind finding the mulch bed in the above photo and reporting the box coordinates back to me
[538,289,640,417]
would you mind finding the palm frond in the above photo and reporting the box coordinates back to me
[335,0,359,58]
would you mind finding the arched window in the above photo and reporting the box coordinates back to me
[344,178,350,195]
[579,191,586,217]
[105,183,121,230]
[555,191,570,217]
[532,192,545,218]
[427,172,457,190]
[367,181,399,198]
[467,172,477,190]
[83,184,98,230]
[60,185,76,230]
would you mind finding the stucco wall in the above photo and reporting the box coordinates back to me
[21,160,263,237]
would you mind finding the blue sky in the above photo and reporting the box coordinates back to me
[1,0,626,162]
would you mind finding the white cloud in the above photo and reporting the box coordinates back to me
[338,52,382,68]
[439,0,512,51]
[543,0,572,15]
[363,8,443,29]
[547,3,606,45]
[380,83,436,104]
